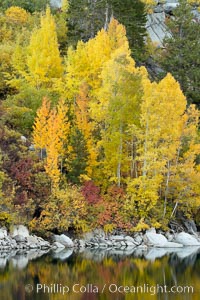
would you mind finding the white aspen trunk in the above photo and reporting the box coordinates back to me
[104,2,109,30]
[171,201,178,218]
[130,136,134,178]
[143,111,149,177]
[117,124,122,187]
[163,160,170,218]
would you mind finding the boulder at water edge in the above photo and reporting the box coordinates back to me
[145,232,183,248]
[54,234,74,248]
[174,232,200,246]
[11,225,29,238]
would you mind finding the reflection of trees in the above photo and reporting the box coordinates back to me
[0,252,199,300]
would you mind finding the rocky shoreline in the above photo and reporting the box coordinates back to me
[0,225,200,268]
[1,225,200,252]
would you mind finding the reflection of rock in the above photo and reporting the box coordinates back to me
[52,242,65,250]
[174,232,200,246]
[158,242,183,248]
[82,249,106,262]
[53,249,73,261]
[0,258,7,268]
[176,247,200,260]
[0,249,50,270]
[145,248,167,261]
[11,256,29,269]
[26,250,50,260]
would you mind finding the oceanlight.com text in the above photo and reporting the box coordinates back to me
[25,283,194,296]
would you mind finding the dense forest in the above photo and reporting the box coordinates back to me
[0,0,199,236]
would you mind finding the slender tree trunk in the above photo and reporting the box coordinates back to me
[163,160,170,218]
[117,123,122,187]
[104,2,109,30]
[143,110,149,177]
[171,201,178,218]
[130,135,134,178]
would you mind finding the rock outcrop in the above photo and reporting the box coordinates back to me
[0,227,50,251]
[174,232,200,246]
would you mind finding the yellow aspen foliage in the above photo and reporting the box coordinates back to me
[55,99,70,153]
[75,83,98,177]
[187,0,200,4]
[63,19,130,100]
[33,98,69,189]
[32,97,50,154]
[26,7,63,88]
[170,105,200,215]
[44,109,61,188]
[5,6,29,25]
[139,73,186,177]
[95,45,142,187]
[29,186,88,233]
[126,72,188,220]
[141,0,156,4]
[61,0,69,11]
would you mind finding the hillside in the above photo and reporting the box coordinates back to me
[0,0,199,236]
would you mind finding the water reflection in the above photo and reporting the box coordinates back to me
[0,246,199,300]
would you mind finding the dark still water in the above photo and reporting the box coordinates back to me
[0,247,199,300]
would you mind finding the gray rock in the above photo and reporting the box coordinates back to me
[163,2,179,14]
[52,242,65,249]
[154,5,164,13]
[125,236,137,244]
[174,232,200,246]
[11,225,29,238]
[183,220,198,235]
[78,239,86,248]
[29,244,39,249]
[40,241,50,249]
[110,235,125,242]
[145,232,168,247]
[99,243,108,248]
[54,234,74,248]
[133,234,143,245]
[120,241,126,247]
[50,0,62,8]
[93,228,106,238]
[13,235,27,243]
[20,135,27,143]
[27,235,38,244]
[165,231,174,241]
[113,242,122,249]
[0,228,7,239]
[125,241,137,248]
[82,232,95,242]
[159,242,183,248]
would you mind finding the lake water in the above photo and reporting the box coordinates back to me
[0,246,199,300]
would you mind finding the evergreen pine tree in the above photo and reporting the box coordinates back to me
[159,0,200,107]
[67,0,147,61]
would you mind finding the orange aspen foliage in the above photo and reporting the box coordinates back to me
[32,97,50,157]
[75,84,98,177]
[33,98,69,189]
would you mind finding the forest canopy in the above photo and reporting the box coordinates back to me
[0,0,199,235]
